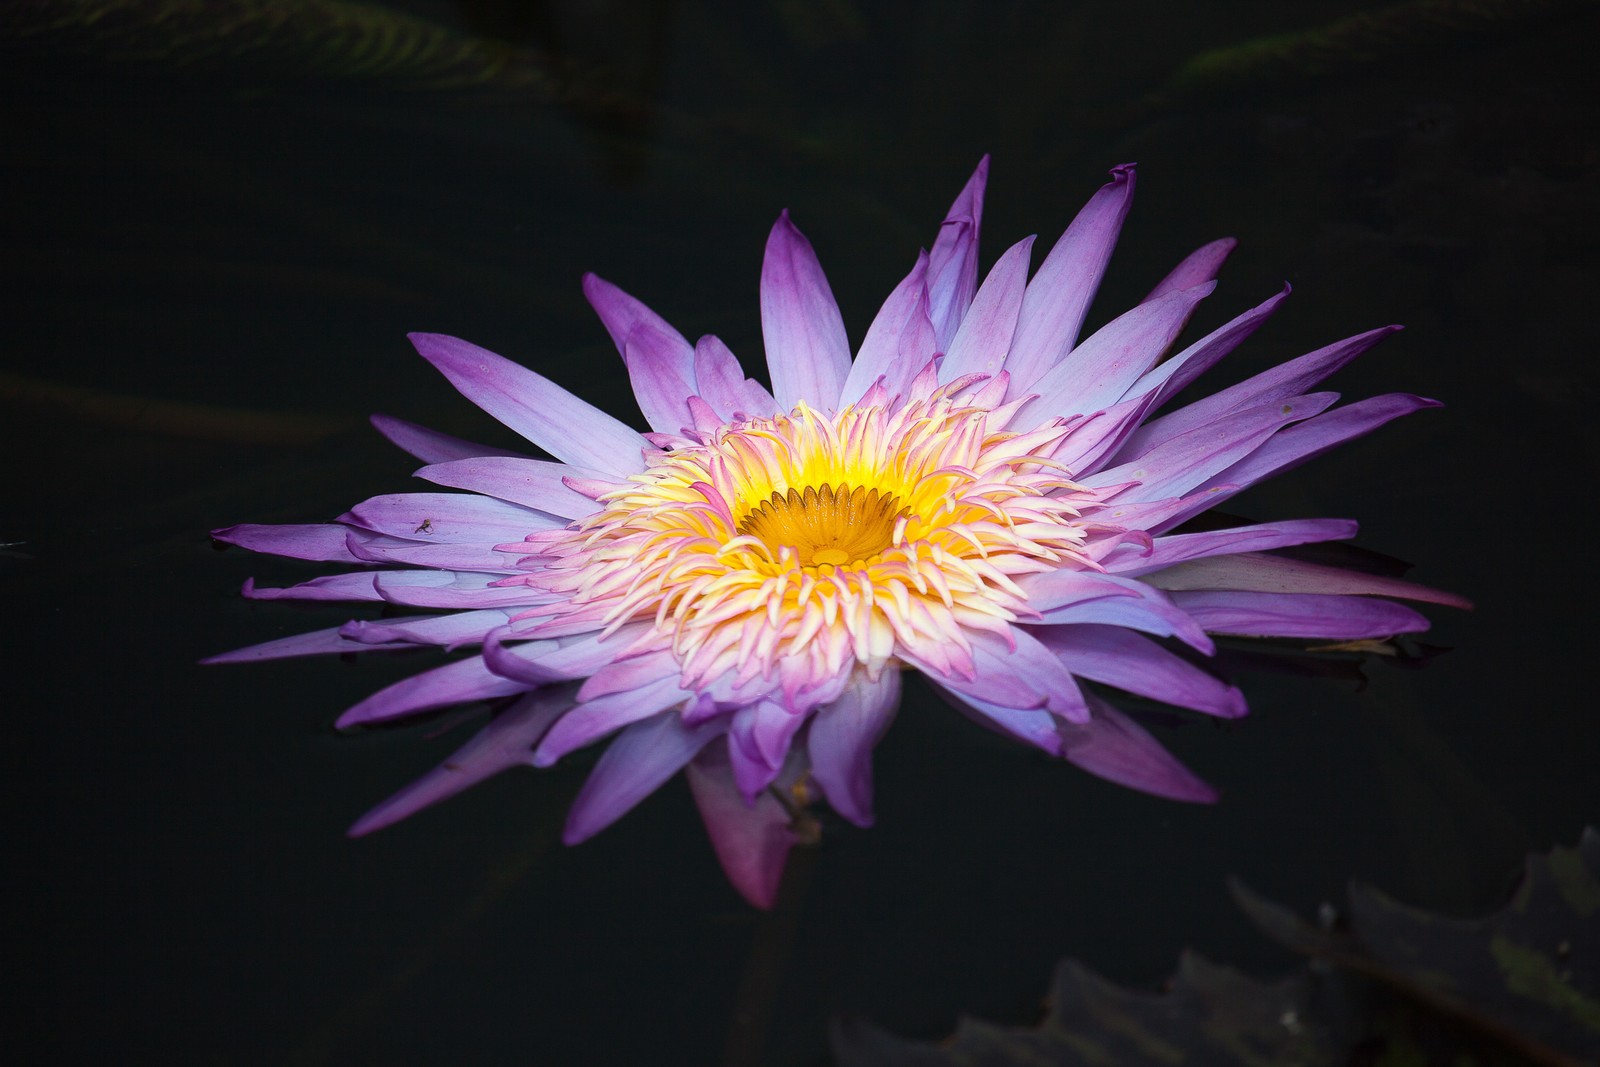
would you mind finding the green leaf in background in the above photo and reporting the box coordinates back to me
[834,829,1597,1067]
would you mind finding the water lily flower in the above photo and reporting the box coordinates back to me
[210,159,1467,907]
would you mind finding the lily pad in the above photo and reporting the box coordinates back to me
[833,829,1597,1066]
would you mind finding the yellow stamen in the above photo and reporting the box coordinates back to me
[737,483,909,569]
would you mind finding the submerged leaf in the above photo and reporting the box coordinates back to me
[834,830,1598,1066]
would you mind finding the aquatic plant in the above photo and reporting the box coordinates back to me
[212,159,1465,906]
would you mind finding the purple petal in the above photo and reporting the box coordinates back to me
[926,155,988,349]
[1198,393,1440,498]
[935,686,1064,756]
[203,626,368,664]
[339,609,515,649]
[1048,389,1162,476]
[904,625,1086,720]
[342,492,547,543]
[576,647,681,701]
[242,571,381,602]
[686,744,799,909]
[1168,589,1430,639]
[369,413,528,464]
[1059,693,1219,803]
[727,700,808,800]
[562,712,724,845]
[840,252,929,406]
[1084,392,1339,501]
[582,273,699,435]
[1125,324,1399,458]
[1035,624,1246,718]
[336,656,529,728]
[409,332,654,476]
[761,211,851,413]
[1005,164,1136,394]
[693,335,779,421]
[1143,237,1236,302]
[1015,281,1216,425]
[940,236,1035,382]
[341,533,526,573]
[349,687,576,836]
[532,673,691,766]
[212,523,362,562]
[807,670,900,827]
[415,456,610,519]
[1146,552,1472,609]
[1020,569,1213,653]
[372,570,549,610]
[205,610,513,664]
[483,624,645,685]
[1104,518,1358,577]
[1116,287,1291,445]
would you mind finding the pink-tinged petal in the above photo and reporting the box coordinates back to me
[727,700,809,800]
[1020,570,1213,653]
[1125,324,1400,458]
[582,273,699,434]
[1035,624,1246,718]
[1143,237,1236,302]
[686,744,799,909]
[1115,287,1291,445]
[1145,552,1473,609]
[369,413,528,464]
[1005,164,1137,395]
[935,686,1064,756]
[1048,389,1162,476]
[1104,518,1359,577]
[1016,281,1216,425]
[841,252,929,406]
[1084,392,1339,501]
[349,687,576,836]
[761,211,851,413]
[336,656,529,728]
[532,674,690,766]
[694,335,780,421]
[342,492,547,543]
[562,712,725,845]
[409,332,654,476]
[1169,589,1430,638]
[1059,693,1219,803]
[926,155,989,348]
[940,236,1035,382]
[807,670,900,827]
[1198,394,1440,498]
[415,456,610,519]
[211,523,362,563]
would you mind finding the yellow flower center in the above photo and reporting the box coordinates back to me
[736,483,909,569]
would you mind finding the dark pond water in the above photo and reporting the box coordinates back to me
[5,1,1597,1063]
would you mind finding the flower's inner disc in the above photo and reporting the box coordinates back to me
[737,483,908,568]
